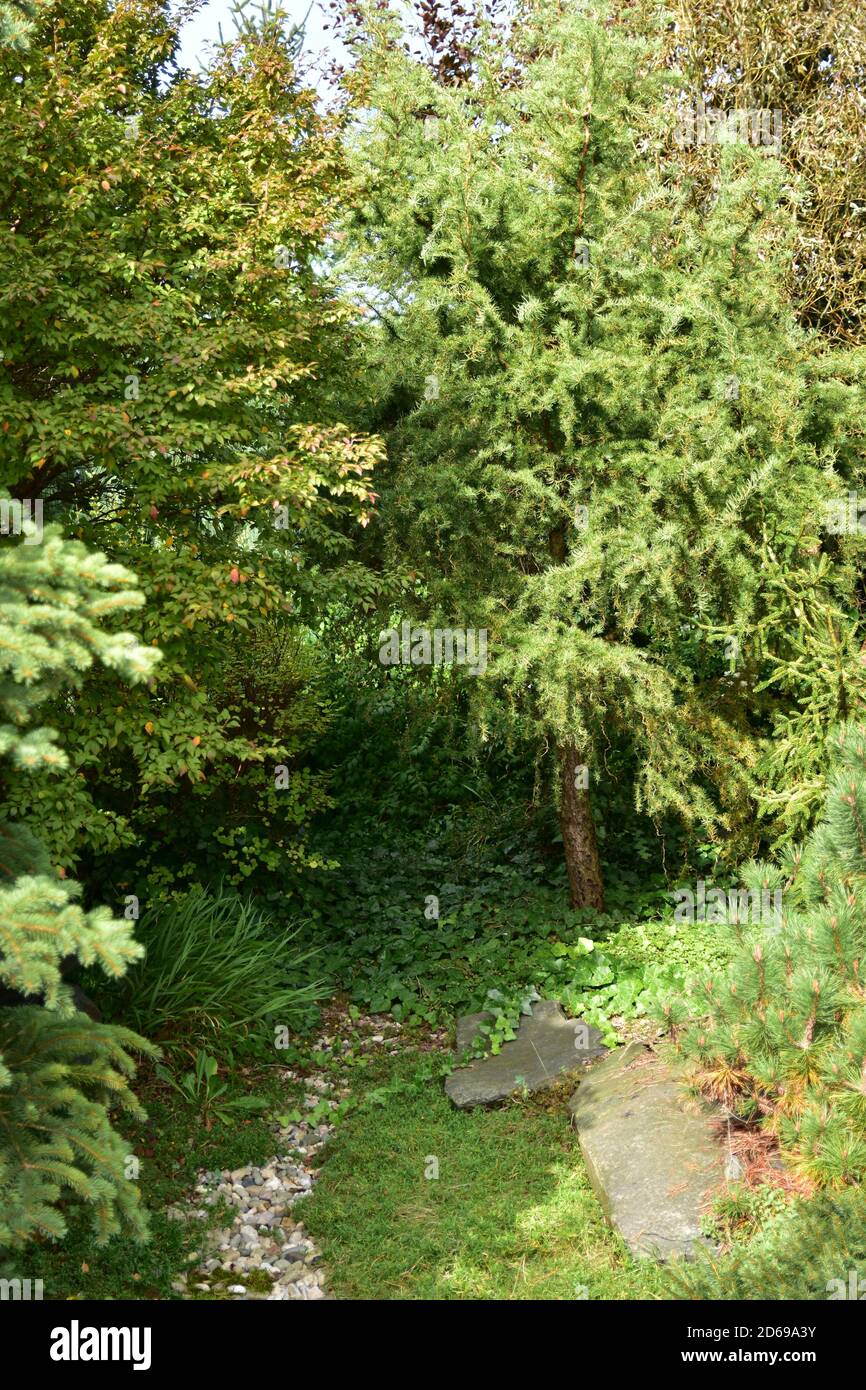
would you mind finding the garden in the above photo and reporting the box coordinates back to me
[1,0,866,1320]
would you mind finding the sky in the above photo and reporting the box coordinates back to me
[176,0,348,73]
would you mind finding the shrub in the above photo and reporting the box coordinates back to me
[99,889,324,1045]
[666,1188,866,1300]
[667,723,866,1187]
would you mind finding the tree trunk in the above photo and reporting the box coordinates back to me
[558,742,605,910]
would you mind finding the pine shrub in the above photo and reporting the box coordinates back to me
[667,1187,866,1300]
[668,724,866,1187]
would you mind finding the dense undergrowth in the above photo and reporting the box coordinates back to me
[291,821,731,1046]
[2,0,866,1307]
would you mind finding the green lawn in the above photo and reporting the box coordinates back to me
[303,1051,668,1301]
[20,1032,670,1301]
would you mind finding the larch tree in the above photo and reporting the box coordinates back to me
[335,0,865,907]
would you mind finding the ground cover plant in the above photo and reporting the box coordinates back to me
[300,1049,670,1301]
[1,0,865,1320]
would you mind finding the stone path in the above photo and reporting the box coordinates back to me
[445,999,606,1108]
[166,1006,722,1296]
[168,1012,451,1300]
[168,1077,335,1300]
[569,1040,727,1260]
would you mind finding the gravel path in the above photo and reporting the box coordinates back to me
[167,1060,339,1299]
[167,1014,444,1300]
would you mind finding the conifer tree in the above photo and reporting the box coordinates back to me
[335,0,865,904]
[0,0,31,50]
[0,523,159,1250]
[670,722,866,1188]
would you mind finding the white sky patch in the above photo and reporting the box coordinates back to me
[175,0,347,73]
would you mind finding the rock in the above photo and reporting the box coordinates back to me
[167,1054,340,1300]
[245,1210,279,1228]
[445,999,606,1109]
[569,1041,726,1261]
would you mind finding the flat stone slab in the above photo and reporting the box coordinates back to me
[445,999,606,1109]
[569,1041,726,1261]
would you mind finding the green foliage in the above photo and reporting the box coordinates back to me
[4,1058,300,1297]
[667,1187,866,1300]
[0,0,32,50]
[0,0,383,894]
[750,546,866,844]
[301,1046,669,1301]
[662,0,866,345]
[114,626,339,899]
[96,888,325,1046]
[2,0,864,1303]
[154,1049,270,1129]
[0,1007,156,1248]
[294,818,729,1043]
[699,1181,791,1246]
[0,527,158,1250]
[671,723,866,1186]
[464,984,540,1057]
[337,0,866,875]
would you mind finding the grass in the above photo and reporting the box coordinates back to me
[92,888,324,1043]
[302,1048,669,1301]
[15,1059,300,1301]
[17,836,735,1301]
